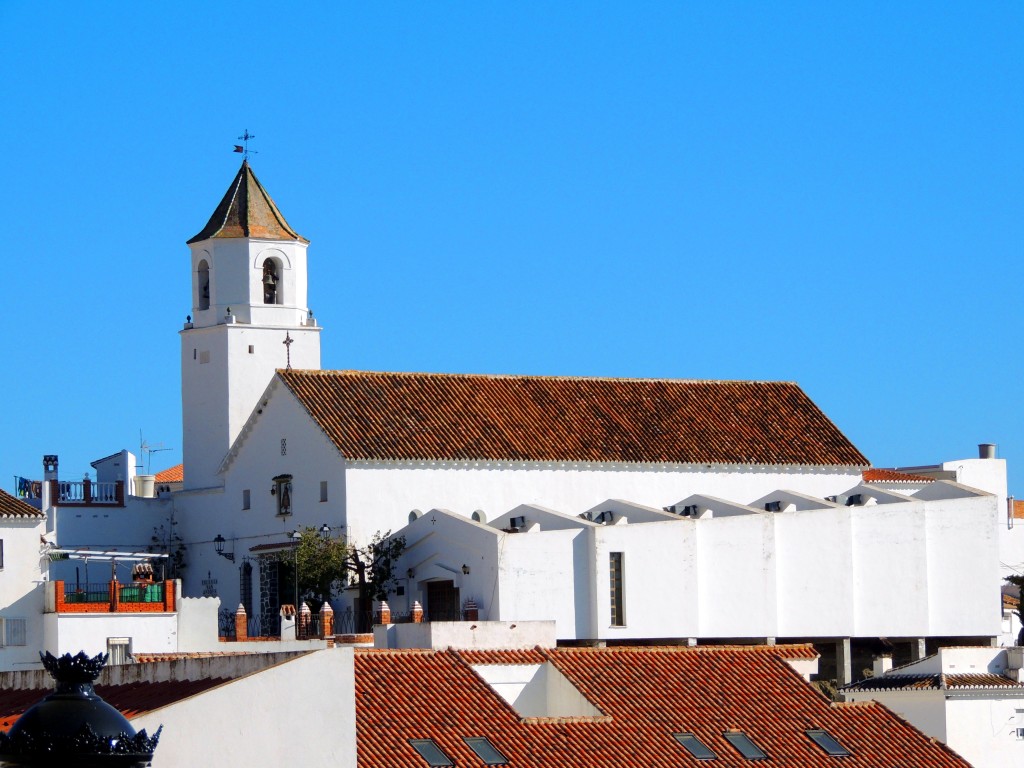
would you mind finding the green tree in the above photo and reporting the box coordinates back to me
[288,528,406,630]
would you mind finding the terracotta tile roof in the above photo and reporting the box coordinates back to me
[280,370,869,466]
[862,468,935,483]
[0,678,230,733]
[1014,500,1024,520]
[187,160,308,244]
[0,489,43,519]
[355,645,970,767]
[845,673,1023,692]
[1004,592,1020,610]
[154,463,183,483]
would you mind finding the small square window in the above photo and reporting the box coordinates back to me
[409,739,453,767]
[723,732,767,760]
[806,729,851,756]
[242,489,251,510]
[320,481,328,502]
[107,637,132,665]
[673,733,717,760]
[464,737,508,765]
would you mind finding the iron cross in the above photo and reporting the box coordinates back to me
[283,332,294,370]
[234,129,259,160]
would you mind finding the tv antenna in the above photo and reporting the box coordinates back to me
[139,430,173,474]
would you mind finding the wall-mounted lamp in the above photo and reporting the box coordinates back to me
[270,486,277,496]
[407,568,415,579]
[213,534,235,562]
[319,523,331,540]
[461,564,470,575]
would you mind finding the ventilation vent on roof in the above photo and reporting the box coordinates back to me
[845,494,863,507]
[683,504,701,517]
[825,495,837,503]
[764,501,782,513]
[509,516,526,530]
[471,509,487,523]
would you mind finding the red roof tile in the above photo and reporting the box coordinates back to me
[154,463,183,483]
[354,645,970,767]
[862,468,935,483]
[1014,500,1024,520]
[846,672,1023,692]
[0,678,230,733]
[0,489,43,519]
[188,160,307,244]
[281,370,869,466]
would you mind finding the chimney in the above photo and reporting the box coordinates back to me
[979,443,997,459]
[872,655,893,677]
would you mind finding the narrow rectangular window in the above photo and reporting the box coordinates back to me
[242,489,251,510]
[0,539,4,569]
[320,481,328,502]
[248,345,254,354]
[609,552,625,626]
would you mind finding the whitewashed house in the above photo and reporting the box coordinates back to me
[844,646,1024,768]
[0,491,47,670]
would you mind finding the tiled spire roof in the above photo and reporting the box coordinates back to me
[279,369,869,466]
[187,160,308,244]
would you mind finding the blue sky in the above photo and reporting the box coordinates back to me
[2,3,1022,490]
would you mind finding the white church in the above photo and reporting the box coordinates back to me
[9,160,1019,684]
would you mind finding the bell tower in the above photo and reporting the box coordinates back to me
[180,160,321,490]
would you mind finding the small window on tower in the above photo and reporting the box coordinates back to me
[320,481,328,502]
[242,489,251,510]
[248,345,254,354]
[199,350,210,364]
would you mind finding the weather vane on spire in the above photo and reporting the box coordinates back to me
[233,129,258,160]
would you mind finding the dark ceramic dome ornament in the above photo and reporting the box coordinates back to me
[0,651,161,767]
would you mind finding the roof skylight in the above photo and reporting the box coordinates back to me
[409,739,454,767]
[806,729,852,757]
[723,732,768,760]
[464,737,509,765]
[673,732,717,760]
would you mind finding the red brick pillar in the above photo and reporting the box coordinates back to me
[463,598,479,622]
[235,604,248,640]
[412,600,424,623]
[320,602,334,637]
[163,580,176,612]
[378,600,391,625]
[115,480,124,506]
[54,580,65,612]
[83,478,92,504]
[109,580,119,612]
[299,602,312,639]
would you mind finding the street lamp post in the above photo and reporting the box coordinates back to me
[290,529,302,614]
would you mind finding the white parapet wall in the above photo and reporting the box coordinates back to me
[374,620,556,650]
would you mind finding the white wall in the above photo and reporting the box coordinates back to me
[945,695,1024,768]
[0,516,48,671]
[42,612,178,657]
[132,648,356,768]
[388,485,1001,643]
